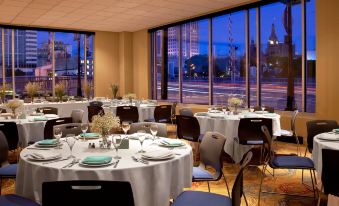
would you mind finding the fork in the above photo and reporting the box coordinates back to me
[132,156,149,165]
[42,156,71,165]
[62,158,77,168]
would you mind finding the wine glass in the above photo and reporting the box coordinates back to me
[249,106,254,113]
[112,135,122,159]
[222,106,228,114]
[261,106,266,111]
[80,123,88,141]
[150,124,158,141]
[54,127,63,149]
[66,135,76,158]
[39,108,43,114]
[137,130,146,153]
[122,121,130,137]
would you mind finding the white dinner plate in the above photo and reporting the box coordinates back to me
[142,154,175,161]
[158,142,185,148]
[35,143,63,148]
[27,153,62,161]
[317,135,339,141]
[79,161,115,167]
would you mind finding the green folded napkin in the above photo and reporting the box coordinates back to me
[38,139,57,145]
[80,133,100,138]
[333,128,339,133]
[161,139,183,146]
[82,156,112,165]
[34,116,48,121]
[195,112,208,116]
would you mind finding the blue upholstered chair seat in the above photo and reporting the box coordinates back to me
[172,191,231,206]
[193,167,214,180]
[272,156,314,169]
[0,164,17,176]
[0,194,40,206]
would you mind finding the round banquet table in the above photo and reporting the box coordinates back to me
[16,137,193,206]
[195,112,281,163]
[312,133,339,176]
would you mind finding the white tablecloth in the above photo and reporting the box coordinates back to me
[312,133,339,206]
[16,138,193,206]
[195,112,281,163]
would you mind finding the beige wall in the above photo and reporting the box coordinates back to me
[94,31,119,98]
[119,32,133,95]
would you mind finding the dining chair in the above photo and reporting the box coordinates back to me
[176,115,203,142]
[42,181,134,206]
[0,122,19,151]
[87,105,105,123]
[128,122,167,137]
[71,109,84,123]
[306,120,338,154]
[238,118,272,165]
[172,151,253,206]
[179,107,193,117]
[258,125,317,205]
[36,107,58,115]
[317,149,339,206]
[276,110,303,154]
[44,117,73,139]
[0,131,17,195]
[116,106,139,123]
[193,132,230,196]
[0,194,40,206]
[253,106,274,113]
[53,123,82,137]
[145,105,172,123]
[89,101,103,107]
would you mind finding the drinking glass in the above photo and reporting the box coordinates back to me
[54,127,63,149]
[261,106,266,111]
[66,135,76,158]
[150,124,158,141]
[80,123,88,141]
[137,130,146,153]
[39,108,43,114]
[222,106,228,114]
[112,135,122,159]
[122,121,130,136]
[249,106,254,113]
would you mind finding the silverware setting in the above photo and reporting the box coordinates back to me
[62,158,80,168]
[42,156,71,165]
[132,156,149,165]
[113,160,120,168]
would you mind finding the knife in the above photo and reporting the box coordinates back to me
[114,160,120,168]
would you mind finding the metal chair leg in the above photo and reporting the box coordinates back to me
[207,181,210,193]
[310,169,316,200]
[222,172,230,197]
[258,164,266,206]
[243,191,249,206]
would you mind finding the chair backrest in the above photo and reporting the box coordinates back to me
[44,117,73,139]
[116,106,139,123]
[179,107,193,117]
[321,149,339,196]
[199,132,226,178]
[89,101,103,107]
[87,106,105,123]
[238,118,273,145]
[291,110,299,134]
[0,108,6,113]
[128,122,167,137]
[232,151,253,206]
[0,131,9,166]
[261,125,274,162]
[253,106,274,113]
[71,109,84,123]
[176,115,201,142]
[42,181,134,206]
[0,122,19,151]
[36,107,58,115]
[154,105,172,123]
[306,120,338,152]
[54,123,82,138]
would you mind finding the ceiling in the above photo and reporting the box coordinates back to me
[0,0,253,32]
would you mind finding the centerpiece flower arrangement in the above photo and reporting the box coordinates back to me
[110,84,119,99]
[5,99,23,118]
[55,82,66,102]
[123,93,136,104]
[91,112,120,145]
[227,97,243,114]
[25,82,41,102]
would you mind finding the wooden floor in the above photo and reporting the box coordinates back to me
[2,125,327,206]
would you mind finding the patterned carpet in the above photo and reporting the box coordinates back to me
[1,126,326,205]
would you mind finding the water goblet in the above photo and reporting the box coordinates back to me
[249,106,254,113]
[66,135,76,158]
[261,106,266,112]
[222,106,228,114]
[54,127,63,149]
[122,121,130,137]
[112,135,122,159]
[137,130,146,153]
[150,124,158,141]
[80,123,88,141]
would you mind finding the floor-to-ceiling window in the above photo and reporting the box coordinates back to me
[0,26,94,99]
[150,0,316,113]
[167,26,180,102]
